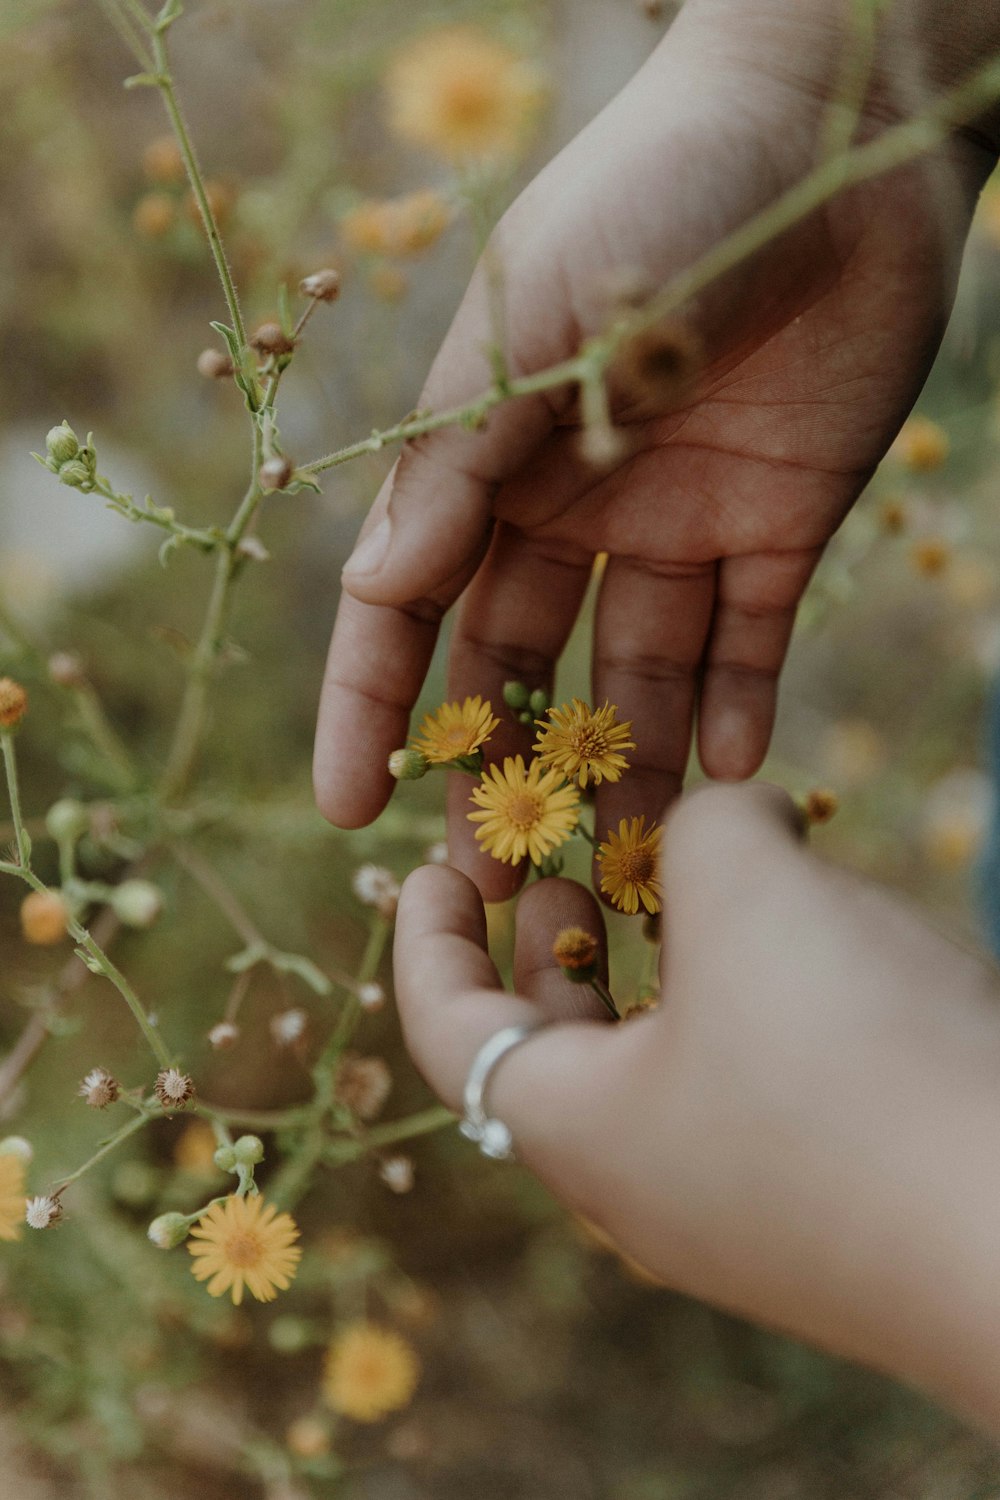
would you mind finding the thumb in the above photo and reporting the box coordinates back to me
[341,249,561,607]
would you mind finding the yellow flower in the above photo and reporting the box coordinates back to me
[412,695,499,765]
[468,756,580,865]
[890,415,949,472]
[188,1194,301,1306]
[173,1120,220,1176]
[385,27,545,162]
[598,816,663,916]
[0,1154,25,1242]
[340,189,451,258]
[323,1321,419,1423]
[533,699,635,788]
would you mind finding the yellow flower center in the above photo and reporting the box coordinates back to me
[505,792,542,830]
[224,1230,264,1268]
[571,727,608,759]
[443,77,496,127]
[443,725,474,752]
[619,848,655,885]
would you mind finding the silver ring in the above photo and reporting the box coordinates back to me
[459,1022,546,1161]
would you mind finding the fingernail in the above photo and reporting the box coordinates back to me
[343,516,391,579]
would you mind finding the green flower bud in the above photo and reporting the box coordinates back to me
[57,459,92,489]
[529,688,550,717]
[46,423,79,466]
[232,1134,264,1166]
[110,879,163,929]
[213,1144,237,1172]
[502,680,530,710]
[268,1316,312,1354]
[387,747,429,781]
[45,798,89,845]
[147,1211,190,1250]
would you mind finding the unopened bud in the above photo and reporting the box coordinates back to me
[45,799,89,844]
[147,1211,190,1249]
[269,1316,312,1354]
[57,459,92,489]
[250,322,295,357]
[0,678,28,729]
[232,1134,265,1166]
[299,268,341,302]
[45,422,79,466]
[259,455,295,491]
[20,890,69,946]
[528,688,550,717]
[110,879,163,929]
[213,1144,237,1172]
[197,347,234,379]
[502,680,530,710]
[48,652,86,688]
[387,747,429,781]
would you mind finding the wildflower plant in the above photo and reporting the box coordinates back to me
[3,0,1000,1492]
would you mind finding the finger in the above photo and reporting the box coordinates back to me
[512,877,611,1025]
[340,248,567,610]
[591,554,716,857]
[313,489,483,827]
[698,549,821,781]
[446,523,596,901]
[394,866,636,1182]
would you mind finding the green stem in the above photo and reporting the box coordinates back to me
[71,681,140,791]
[589,976,620,1021]
[72,924,174,1070]
[158,548,235,801]
[1,732,30,867]
[52,1109,153,1194]
[325,1104,455,1164]
[150,28,247,354]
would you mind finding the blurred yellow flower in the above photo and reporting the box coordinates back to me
[385,27,545,161]
[340,189,451,258]
[188,1194,301,1306]
[598,816,663,915]
[468,755,580,865]
[533,698,635,788]
[173,1120,219,1175]
[412,695,499,764]
[890,416,949,473]
[0,1154,25,1242]
[323,1321,419,1423]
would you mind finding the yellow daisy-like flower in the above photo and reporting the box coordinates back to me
[385,27,545,162]
[0,1154,25,1242]
[468,755,580,865]
[412,695,500,765]
[323,1321,420,1423]
[187,1194,301,1306]
[598,816,663,916]
[533,699,635,788]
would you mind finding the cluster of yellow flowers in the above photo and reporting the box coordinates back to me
[393,690,664,915]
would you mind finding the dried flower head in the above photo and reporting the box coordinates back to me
[335,1055,392,1121]
[154,1068,195,1111]
[412,695,500,765]
[552,927,600,973]
[468,756,580,866]
[259,455,295,491]
[20,890,69,947]
[188,1194,301,1305]
[357,981,386,1013]
[533,699,635,788]
[385,27,545,161]
[352,865,401,916]
[250,323,296,358]
[0,678,28,729]
[598,816,663,915]
[803,788,839,825]
[299,268,342,301]
[197,347,234,379]
[609,320,701,417]
[379,1155,415,1194]
[208,1021,240,1050]
[270,1007,308,1048]
[25,1196,62,1231]
[323,1322,420,1423]
[78,1068,120,1110]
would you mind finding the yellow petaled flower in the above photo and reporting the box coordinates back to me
[385,27,545,162]
[598,816,663,916]
[188,1194,301,1306]
[533,699,635,788]
[468,756,580,866]
[412,695,499,765]
[0,1154,25,1242]
[323,1321,420,1423]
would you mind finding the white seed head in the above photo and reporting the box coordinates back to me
[379,1155,415,1194]
[154,1068,194,1110]
[357,981,386,1013]
[25,1196,62,1230]
[424,841,449,866]
[207,1021,240,1050]
[270,1007,308,1047]
[351,864,401,912]
[78,1067,120,1109]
